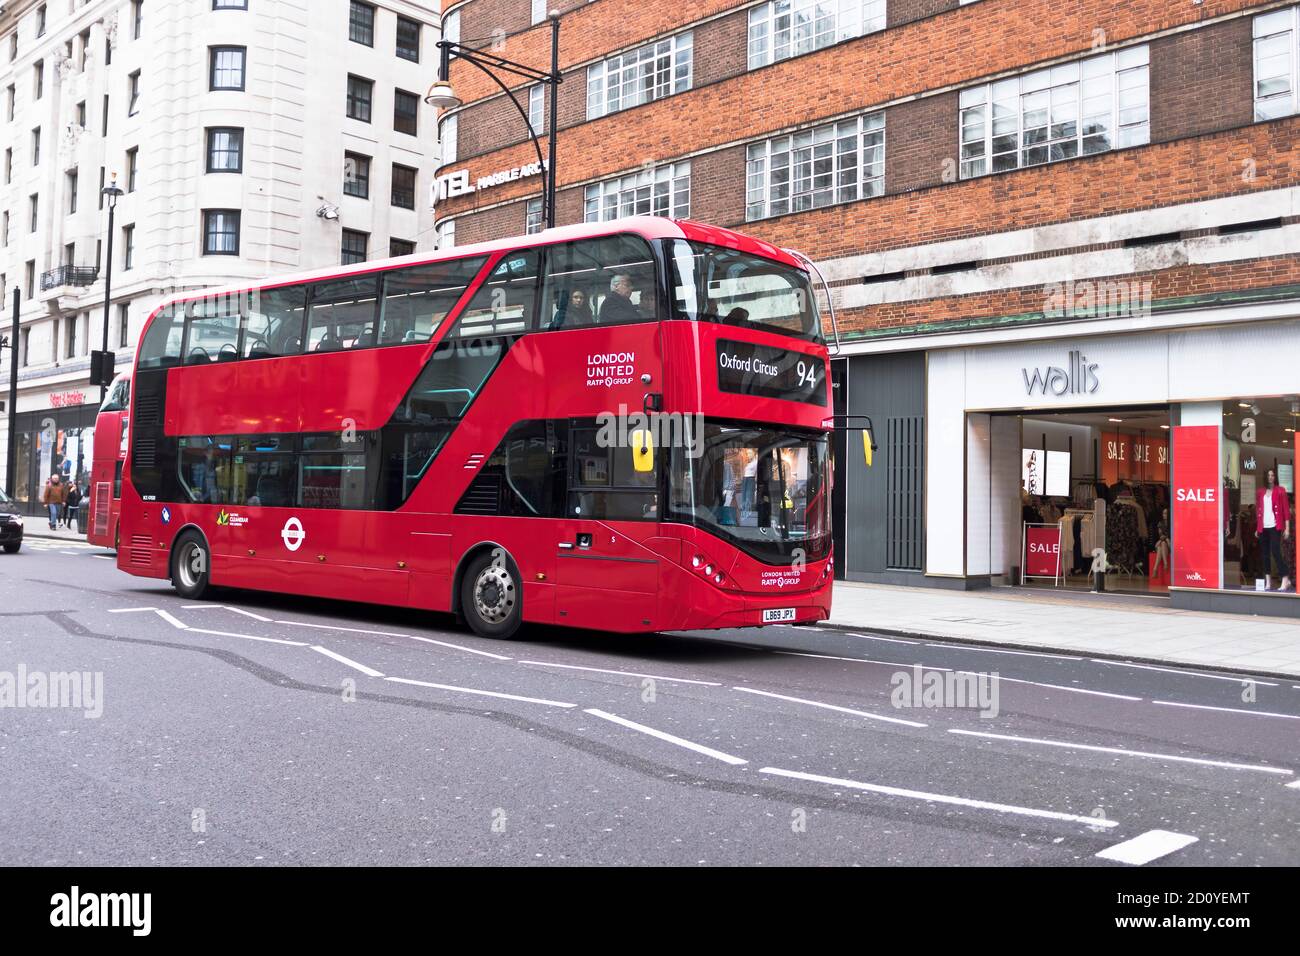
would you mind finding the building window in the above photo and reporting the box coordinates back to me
[102,94,110,136]
[525,197,544,234]
[128,71,141,115]
[391,164,417,209]
[126,147,139,192]
[584,161,691,221]
[34,60,43,100]
[441,114,458,164]
[67,170,78,214]
[123,224,135,270]
[588,33,692,119]
[29,194,38,233]
[6,84,14,121]
[396,16,420,62]
[119,303,131,349]
[350,1,375,47]
[133,1,144,40]
[531,0,547,25]
[347,75,373,122]
[528,84,544,133]
[210,46,247,90]
[206,128,243,173]
[66,312,77,360]
[436,219,455,250]
[341,229,368,265]
[25,262,35,301]
[36,5,46,38]
[394,89,419,135]
[77,101,87,127]
[390,238,416,258]
[3,148,10,184]
[959,46,1150,180]
[203,210,240,255]
[1254,6,1299,120]
[213,0,249,8]
[746,112,884,220]
[343,152,371,198]
[748,0,884,70]
[31,127,40,166]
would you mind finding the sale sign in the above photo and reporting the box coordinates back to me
[1171,425,1220,589]
[1024,525,1062,579]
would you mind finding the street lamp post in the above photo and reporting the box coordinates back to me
[427,11,562,229]
[3,286,17,498]
[98,172,125,402]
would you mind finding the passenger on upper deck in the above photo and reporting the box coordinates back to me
[598,273,643,324]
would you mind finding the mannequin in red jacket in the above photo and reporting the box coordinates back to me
[1256,468,1292,592]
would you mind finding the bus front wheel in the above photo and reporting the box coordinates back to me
[171,531,212,600]
[461,549,522,639]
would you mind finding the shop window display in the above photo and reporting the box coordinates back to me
[1222,396,1297,594]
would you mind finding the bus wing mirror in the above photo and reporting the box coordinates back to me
[631,429,655,474]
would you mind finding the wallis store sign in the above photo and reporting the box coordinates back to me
[1021,350,1100,396]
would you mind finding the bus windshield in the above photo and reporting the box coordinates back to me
[669,240,823,342]
[669,422,830,565]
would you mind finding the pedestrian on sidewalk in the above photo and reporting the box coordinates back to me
[63,480,82,529]
[1256,468,1292,592]
[41,473,67,531]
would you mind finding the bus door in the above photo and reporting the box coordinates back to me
[554,421,660,631]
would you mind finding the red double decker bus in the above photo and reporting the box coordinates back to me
[116,217,832,636]
[88,373,131,550]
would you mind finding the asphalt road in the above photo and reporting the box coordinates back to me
[2,536,1298,866]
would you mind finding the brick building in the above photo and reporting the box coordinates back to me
[434,0,1300,615]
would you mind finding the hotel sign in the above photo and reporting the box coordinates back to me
[433,160,547,205]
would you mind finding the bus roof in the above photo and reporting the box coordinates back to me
[144,217,805,317]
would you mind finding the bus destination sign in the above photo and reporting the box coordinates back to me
[715,339,826,406]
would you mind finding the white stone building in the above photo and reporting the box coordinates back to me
[0,0,441,512]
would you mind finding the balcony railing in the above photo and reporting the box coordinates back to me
[40,266,99,291]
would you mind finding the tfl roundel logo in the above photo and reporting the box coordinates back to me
[280,517,306,553]
[160,506,172,525]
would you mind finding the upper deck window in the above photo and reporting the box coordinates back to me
[540,234,659,332]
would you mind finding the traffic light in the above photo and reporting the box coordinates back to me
[90,350,116,386]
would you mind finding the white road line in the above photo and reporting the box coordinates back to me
[60,551,78,556]
[187,628,308,647]
[277,620,411,639]
[584,708,749,765]
[309,645,384,678]
[153,609,190,630]
[1095,829,1198,865]
[759,766,1117,828]
[109,607,157,613]
[850,633,920,645]
[386,676,575,708]
[1286,779,1300,789]
[775,650,953,671]
[182,604,274,623]
[1093,659,1278,687]
[948,729,1293,775]
[406,634,512,661]
[92,554,113,560]
[928,643,1084,661]
[1152,700,1300,720]
[518,659,721,686]
[989,674,1142,701]
[734,686,928,727]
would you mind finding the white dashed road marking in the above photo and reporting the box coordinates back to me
[309,645,384,678]
[734,685,928,727]
[1095,829,1199,865]
[759,767,1118,828]
[1095,659,1278,687]
[385,677,575,708]
[188,628,308,647]
[948,729,1293,775]
[405,634,512,661]
[584,709,748,765]
[519,660,721,686]
[1152,700,1300,720]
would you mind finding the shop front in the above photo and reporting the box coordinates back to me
[6,389,99,519]
[926,317,1300,617]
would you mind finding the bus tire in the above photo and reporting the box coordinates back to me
[171,530,212,600]
[460,549,523,639]
[3,542,19,554]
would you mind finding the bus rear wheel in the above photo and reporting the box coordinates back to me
[171,531,212,600]
[461,550,522,639]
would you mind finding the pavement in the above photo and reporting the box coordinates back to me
[1,537,1298,866]
[22,526,1300,678]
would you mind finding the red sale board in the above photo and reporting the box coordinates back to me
[1171,425,1220,589]
[1024,525,1062,578]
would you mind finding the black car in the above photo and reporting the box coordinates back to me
[0,487,23,554]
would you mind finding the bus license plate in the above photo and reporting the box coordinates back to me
[763,608,796,624]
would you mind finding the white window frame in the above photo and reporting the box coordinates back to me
[587,32,692,120]
[440,113,458,165]
[748,0,885,70]
[746,112,884,221]
[525,197,544,234]
[584,161,691,222]
[531,0,547,26]
[528,84,544,134]
[959,45,1149,180]
[1254,6,1299,121]
[436,219,455,250]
